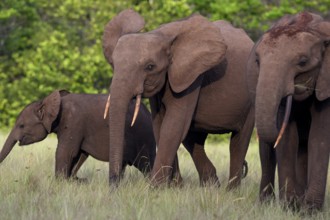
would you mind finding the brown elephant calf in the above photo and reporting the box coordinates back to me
[0,90,156,181]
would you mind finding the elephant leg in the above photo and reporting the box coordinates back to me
[259,140,276,202]
[304,102,330,211]
[276,121,299,207]
[55,138,81,178]
[295,143,308,198]
[227,108,255,190]
[150,85,201,186]
[149,95,183,186]
[295,104,311,198]
[183,131,219,186]
[71,151,89,178]
[170,155,183,187]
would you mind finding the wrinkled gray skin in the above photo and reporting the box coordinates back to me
[103,9,254,188]
[0,90,156,180]
[247,12,330,211]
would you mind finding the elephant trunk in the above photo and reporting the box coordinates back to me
[108,80,134,185]
[0,129,17,163]
[255,72,285,143]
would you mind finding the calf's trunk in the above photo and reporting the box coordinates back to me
[0,129,17,163]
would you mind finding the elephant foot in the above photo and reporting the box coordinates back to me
[259,184,275,203]
[170,172,184,188]
[226,176,241,190]
[71,176,88,184]
[302,198,324,214]
[150,176,169,188]
[200,176,220,187]
[109,175,120,187]
[149,167,173,188]
[279,193,301,212]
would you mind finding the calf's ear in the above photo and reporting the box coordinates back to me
[36,90,61,133]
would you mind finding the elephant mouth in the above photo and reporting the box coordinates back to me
[18,136,33,146]
[143,81,162,96]
[293,71,317,100]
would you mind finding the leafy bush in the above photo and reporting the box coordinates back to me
[1,0,330,144]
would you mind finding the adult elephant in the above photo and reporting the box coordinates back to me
[103,9,254,188]
[247,12,330,211]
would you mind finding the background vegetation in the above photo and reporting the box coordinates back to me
[0,133,329,219]
[1,0,330,129]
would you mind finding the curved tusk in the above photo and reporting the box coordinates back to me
[103,94,111,119]
[274,95,292,148]
[131,94,141,127]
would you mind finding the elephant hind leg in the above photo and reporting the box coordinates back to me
[71,151,89,177]
[70,151,89,183]
[227,108,255,190]
[183,131,219,187]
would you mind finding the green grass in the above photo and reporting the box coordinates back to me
[0,132,329,220]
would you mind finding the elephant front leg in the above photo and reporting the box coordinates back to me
[183,131,219,186]
[55,140,81,179]
[150,87,200,187]
[150,115,186,186]
[304,103,330,211]
[149,96,183,186]
[71,151,89,182]
[276,121,300,208]
[259,140,276,202]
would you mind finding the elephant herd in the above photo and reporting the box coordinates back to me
[1,9,329,212]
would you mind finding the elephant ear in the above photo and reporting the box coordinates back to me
[314,21,330,101]
[156,14,227,93]
[36,90,61,133]
[59,89,70,97]
[102,9,145,66]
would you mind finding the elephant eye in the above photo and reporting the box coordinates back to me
[145,63,155,72]
[255,54,260,66]
[255,58,260,66]
[19,124,24,129]
[298,57,308,67]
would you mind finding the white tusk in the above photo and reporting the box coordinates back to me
[131,94,141,127]
[274,95,292,148]
[103,94,111,119]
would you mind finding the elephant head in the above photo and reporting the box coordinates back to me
[0,90,69,163]
[102,9,227,182]
[247,12,330,144]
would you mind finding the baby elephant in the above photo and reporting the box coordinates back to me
[0,90,156,180]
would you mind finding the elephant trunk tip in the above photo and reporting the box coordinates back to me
[0,138,18,163]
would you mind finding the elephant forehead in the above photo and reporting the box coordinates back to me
[258,32,317,55]
[114,34,164,63]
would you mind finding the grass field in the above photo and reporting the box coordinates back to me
[0,132,329,220]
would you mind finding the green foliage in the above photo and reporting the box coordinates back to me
[189,0,330,39]
[1,0,330,142]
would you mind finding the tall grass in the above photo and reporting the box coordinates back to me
[0,132,329,220]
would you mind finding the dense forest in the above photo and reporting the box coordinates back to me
[1,0,330,126]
